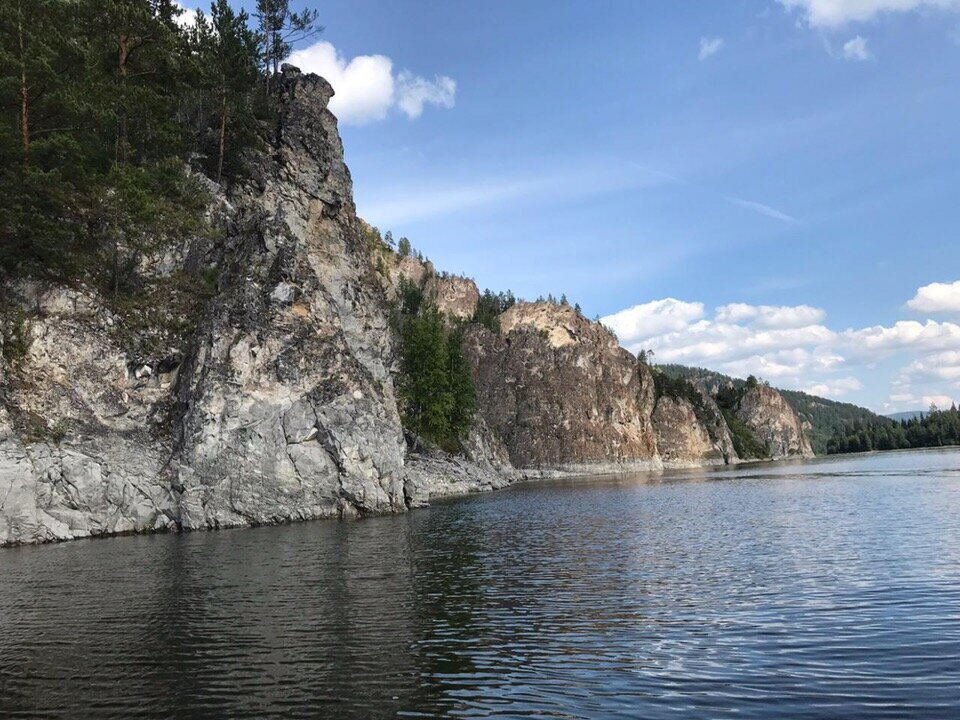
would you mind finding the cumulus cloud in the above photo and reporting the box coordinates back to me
[842,320,960,355]
[287,41,456,125]
[715,303,825,328]
[779,0,960,28]
[601,299,705,344]
[173,1,198,27]
[843,35,873,60]
[601,280,960,405]
[906,279,960,314]
[698,37,725,60]
[806,377,863,396]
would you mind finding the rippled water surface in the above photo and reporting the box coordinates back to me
[2,449,960,718]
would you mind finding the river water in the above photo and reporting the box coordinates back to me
[1,448,959,718]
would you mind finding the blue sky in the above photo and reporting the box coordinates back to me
[182,0,960,412]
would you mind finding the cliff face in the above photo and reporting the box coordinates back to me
[736,384,815,459]
[0,68,413,545]
[653,390,739,467]
[463,302,660,475]
[0,68,817,547]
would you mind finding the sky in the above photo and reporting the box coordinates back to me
[180,0,960,413]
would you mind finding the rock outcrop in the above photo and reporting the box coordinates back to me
[736,383,815,459]
[653,391,738,467]
[464,302,661,476]
[0,67,497,546]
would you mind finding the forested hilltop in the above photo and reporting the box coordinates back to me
[659,364,960,455]
[1,0,318,285]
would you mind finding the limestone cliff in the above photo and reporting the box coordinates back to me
[0,67,816,548]
[652,389,739,467]
[0,68,436,545]
[736,383,815,459]
[463,302,661,476]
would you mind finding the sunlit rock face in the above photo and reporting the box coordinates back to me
[653,392,738,468]
[464,301,662,476]
[0,68,408,545]
[736,384,815,459]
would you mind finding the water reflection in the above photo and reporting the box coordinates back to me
[1,448,959,718]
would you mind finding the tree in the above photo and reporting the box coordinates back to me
[255,0,321,91]
[193,0,261,182]
[398,236,411,257]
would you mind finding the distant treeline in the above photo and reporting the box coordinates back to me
[825,406,960,454]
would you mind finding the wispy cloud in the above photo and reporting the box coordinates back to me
[724,196,797,222]
[359,161,671,226]
[843,35,873,61]
[698,36,725,60]
[779,0,960,28]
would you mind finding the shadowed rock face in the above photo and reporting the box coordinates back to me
[464,302,661,475]
[736,384,814,459]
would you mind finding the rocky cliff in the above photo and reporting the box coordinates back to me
[0,68,815,547]
[463,302,661,476]
[0,68,485,546]
[736,383,815,459]
[652,389,739,467]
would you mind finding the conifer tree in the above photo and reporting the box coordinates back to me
[255,0,322,91]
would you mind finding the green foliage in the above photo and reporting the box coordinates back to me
[191,0,262,183]
[397,236,411,257]
[1,304,30,363]
[777,387,894,454]
[256,0,322,79]
[824,406,960,453]
[720,409,769,460]
[392,278,475,451]
[471,288,516,333]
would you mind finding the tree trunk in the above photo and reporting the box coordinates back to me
[216,88,227,184]
[17,0,29,165]
[116,34,130,164]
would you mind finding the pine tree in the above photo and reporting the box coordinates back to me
[255,0,321,91]
[193,0,261,182]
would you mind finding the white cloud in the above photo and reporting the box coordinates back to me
[806,376,863,396]
[842,320,960,355]
[395,72,456,119]
[715,302,825,328]
[923,394,956,408]
[724,196,797,222]
[287,41,456,125]
[602,299,706,345]
[779,0,960,28]
[906,279,960,313]
[698,37,725,60]
[173,1,198,27]
[600,288,960,405]
[843,35,874,60]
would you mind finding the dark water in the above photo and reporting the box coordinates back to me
[2,449,960,719]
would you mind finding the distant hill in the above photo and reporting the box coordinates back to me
[886,411,925,422]
[658,364,892,455]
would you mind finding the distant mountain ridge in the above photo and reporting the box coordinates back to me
[886,411,925,422]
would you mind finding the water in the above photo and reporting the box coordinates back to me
[2,449,960,719]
